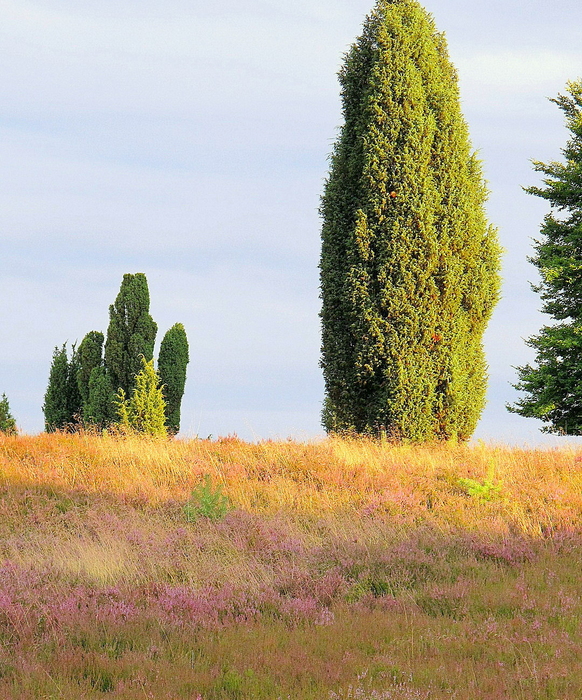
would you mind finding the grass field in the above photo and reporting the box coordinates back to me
[1,432,582,698]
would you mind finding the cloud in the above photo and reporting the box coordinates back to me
[0,0,353,121]
[455,49,582,118]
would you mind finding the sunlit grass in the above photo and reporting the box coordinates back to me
[1,432,582,698]
[2,432,582,536]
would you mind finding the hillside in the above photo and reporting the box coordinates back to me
[0,433,581,698]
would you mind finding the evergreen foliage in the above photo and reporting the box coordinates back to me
[115,357,167,437]
[319,0,501,440]
[43,345,69,431]
[41,274,187,435]
[105,273,157,397]
[66,343,83,423]
[0,394,17,435]
[158,323,189,434]
[43,344,82,431]
[84,367,116,429]
[77,331,104,407]
[508,81,582,434]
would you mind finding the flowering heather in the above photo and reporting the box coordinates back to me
[0,433,582,698]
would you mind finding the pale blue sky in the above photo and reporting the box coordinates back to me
[1,0,582,444]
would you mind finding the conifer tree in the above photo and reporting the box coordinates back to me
[0,394,17,435]
[77,331,104,408]
[43,344,82,431]
[105,273,157,397]
[84,367,116,429]
[115,357,167,437]
[158,323,189,434]
[77,331,116,427]
[66,343,83,423]
[320,0,500,440]
[43,344,69,431]
[508,81,582,434]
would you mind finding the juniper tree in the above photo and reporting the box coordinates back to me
[43,343,82,431]
[158,323,189,434]
[77,331,104,409]
[320,0,500,440]
[105,273,157,397]
[508,81,582,434]
[76,330,116,427]
[66,343,83,423]
[115,357,167,437]
[0,394,17,435]
[84,367,116,429]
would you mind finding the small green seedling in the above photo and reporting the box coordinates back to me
[458,462,504,502]
[183,475,230,522]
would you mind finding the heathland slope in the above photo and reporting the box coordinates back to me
[0,434,581,698]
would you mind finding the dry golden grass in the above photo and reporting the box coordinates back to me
[2,432,582,536]
[2,433,582,698]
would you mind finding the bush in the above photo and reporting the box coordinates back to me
[184,475,231,522]
[115,357,167,437]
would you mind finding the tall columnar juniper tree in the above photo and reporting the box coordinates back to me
[77,331,104,410]
[158,323,189,434]
[43,345,69,431]
[508,81,582,434]
[76,330,116,427]
[84,367,116,429]
[105,273,157,397]
[43,343,82,431]
[320,0,501,440]
[66,344,83,423]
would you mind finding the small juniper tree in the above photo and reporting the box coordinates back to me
[115,357,167,437]
[320,0,500,440]
[509,80,582,433]
[158,323,189,434]
[43,343,82,431]
[0,394,17,435]
[105,273,157,397]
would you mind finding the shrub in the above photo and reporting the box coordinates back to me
[184,475,231,522]
[115,357,167,437]
[0,394,17,435]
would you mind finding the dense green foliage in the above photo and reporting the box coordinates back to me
[76,331,116,428]
[76,331,105,417]
[184,475,231,521]
[105,273,157,397]
[0,394,17,434]
[158,323,189,434]
[84,367,115,429]
[66,344,82,423]
[43,345,69,431]
[43,344,82,431]
[320,0,500,440]
[509,81,582,434]
[116,357,167,437]
[42,273,188,435]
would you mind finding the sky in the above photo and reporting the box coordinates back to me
[1,0,582,445]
